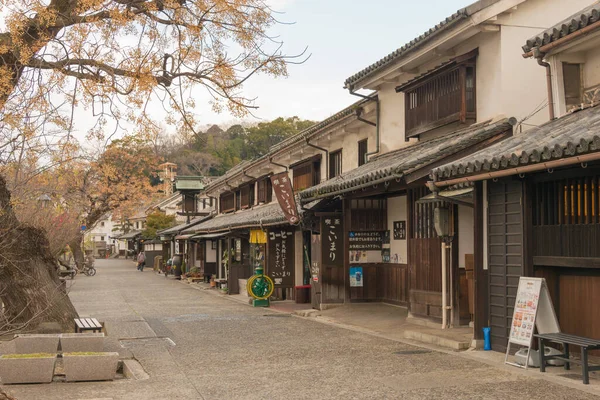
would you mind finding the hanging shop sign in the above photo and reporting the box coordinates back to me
[271,172,300,225]
[267,228,295,286]
[321,216,343,267]
[348,231,384,250]
[349,266,363,287]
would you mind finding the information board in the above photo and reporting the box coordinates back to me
[505,277,560,369]
[348,231,383,250]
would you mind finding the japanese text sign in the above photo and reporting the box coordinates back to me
[267,229,295,286]
[271,172,300,225]
[348,231,384,250]
[321,215,343,267]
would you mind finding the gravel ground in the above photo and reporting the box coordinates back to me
[1,259,598,400]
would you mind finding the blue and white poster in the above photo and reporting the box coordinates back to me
[349,266,363,287]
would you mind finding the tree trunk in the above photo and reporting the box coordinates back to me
[69,232,85,269]
[0,175,79,334]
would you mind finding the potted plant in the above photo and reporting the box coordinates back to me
[0,353,56,384]
[62,352,119,382]
[210,274,217,287]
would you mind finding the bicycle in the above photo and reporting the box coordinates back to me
[81,257,96,276]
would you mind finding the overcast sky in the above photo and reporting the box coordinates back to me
[71,0,476,138]
[199,0,477,126]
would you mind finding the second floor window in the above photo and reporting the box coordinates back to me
[257,178,272,204]
[292,156,321,191]
[240,183,255,209]
[220,192,235,213]
[358,139,368,167]
[399,50,477,138]
[329,150,342,179]
[563,63,582,111]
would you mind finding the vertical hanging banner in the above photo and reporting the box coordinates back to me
[271,172,300,225]
[321,215,343,267]
[267,229,295,286]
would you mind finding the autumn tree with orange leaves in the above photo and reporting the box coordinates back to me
[0,0,302,333]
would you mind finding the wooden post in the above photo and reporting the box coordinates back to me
[473,181,488,340]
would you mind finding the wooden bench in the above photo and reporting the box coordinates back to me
[536,332,600,384]
[74,318,103,333]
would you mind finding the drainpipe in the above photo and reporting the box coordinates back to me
[349,89,380,163]
[441,241,448,329]
[306,138,329,179]
[269,157,288,172]
[533,47,555,121]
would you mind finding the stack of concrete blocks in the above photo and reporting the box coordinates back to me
[0,332,118,384]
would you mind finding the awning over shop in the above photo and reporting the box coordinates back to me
[175,234,193,240]
[191,232,229,240]
[432,104,600,186]
[299,119,513,203]
[416,186,474,207]
[188,202,301,234]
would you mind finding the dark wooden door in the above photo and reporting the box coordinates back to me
[488,180,524,351]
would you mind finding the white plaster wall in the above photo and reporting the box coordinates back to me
[584,47,600,89]
[378,84,406,153]
[387,195,408,264]
[206,242,217,263]
[458,205,474,269]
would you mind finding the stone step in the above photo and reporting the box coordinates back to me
[403,329,471,351]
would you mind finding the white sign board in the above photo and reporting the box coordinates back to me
[505,277,560,369]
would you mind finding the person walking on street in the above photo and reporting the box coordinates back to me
[137,251,146,272]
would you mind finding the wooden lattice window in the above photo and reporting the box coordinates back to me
[410,187,447,239]
[350,198,387,231]
[533,175,600,226]
[400,50,477,138]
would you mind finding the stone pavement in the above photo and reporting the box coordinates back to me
[1,259,599,400]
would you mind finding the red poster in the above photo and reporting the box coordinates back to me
[271,172,300,225]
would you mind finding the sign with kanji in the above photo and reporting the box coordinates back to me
[321,215,343,267]
[267,229,295,286]
[393,221,406,240]
[348,231,383,250]
[271,172,300,225]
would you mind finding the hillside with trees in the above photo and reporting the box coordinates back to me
[158,117,315,177]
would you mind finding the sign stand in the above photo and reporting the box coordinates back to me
[505,277,560,369]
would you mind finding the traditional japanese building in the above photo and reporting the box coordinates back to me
[431,3,600,351]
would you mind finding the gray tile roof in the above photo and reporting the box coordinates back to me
[299,119,513,202]
[158,216,211,236]
[432,105,600,182]
[344,10,469,89]
[187,202,301,234]
[269,98,371,153]
[522,4,600,54]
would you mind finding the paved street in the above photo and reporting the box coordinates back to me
[2,259,599,400]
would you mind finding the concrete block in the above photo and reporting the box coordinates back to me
[239,279,248,297]
[122,359,149,380]
[63,352,119,382]
[60,333,105,353]
[0,354,56,384]
[14,334,59,354]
